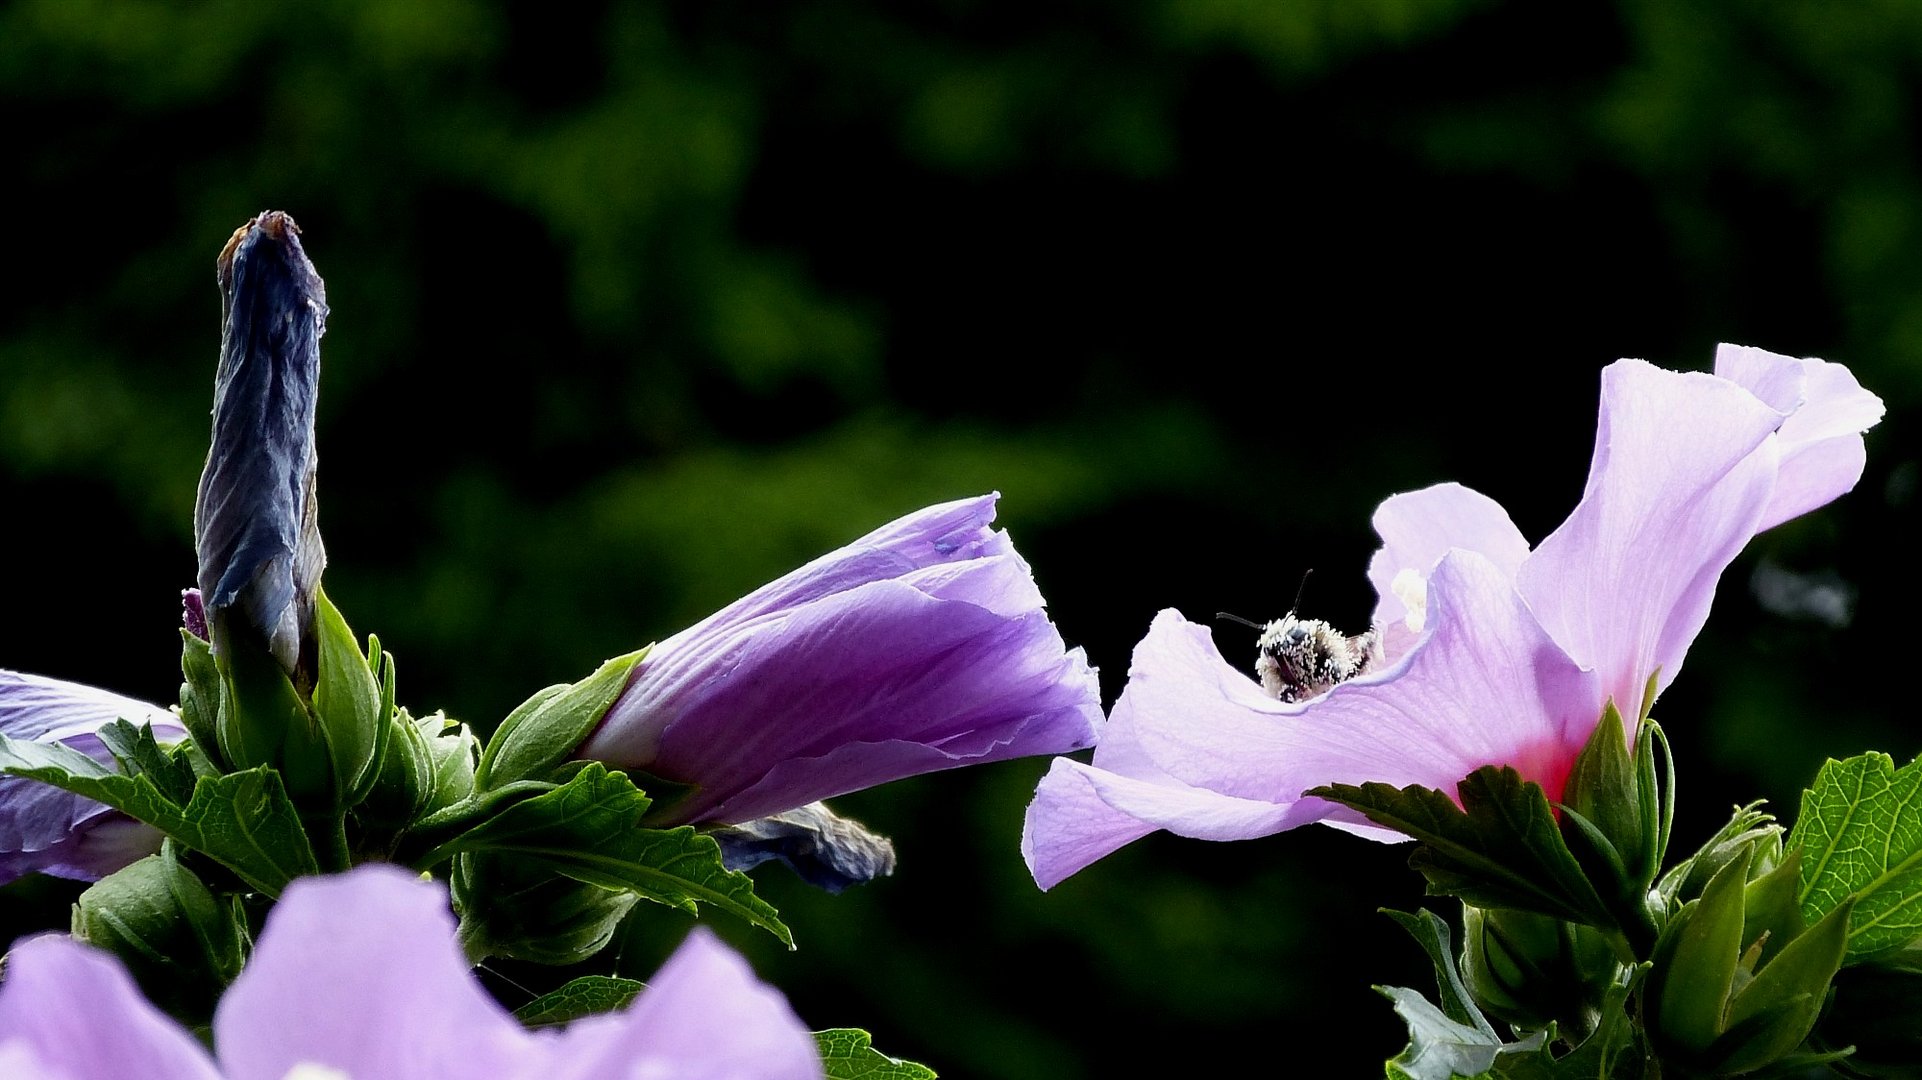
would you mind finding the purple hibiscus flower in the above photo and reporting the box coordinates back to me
[0,864,823,1080]
[579,493,1103,827]
[0,671,184,886]
[1023,345,1883,889]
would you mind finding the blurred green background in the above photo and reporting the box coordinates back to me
[2,0,1919,1073]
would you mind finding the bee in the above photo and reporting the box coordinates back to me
[1220,612,1383,703]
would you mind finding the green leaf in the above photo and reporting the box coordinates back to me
[1383,908,1496,1034]
[1790,751,1922,962]
[512,975,644,1026]
[442,763,790,947]
[1312,767,1612,931]
[1378,986,1548,1080]
[0,733,318,895]
[814,1029,939,1079]
[94,719,197,806]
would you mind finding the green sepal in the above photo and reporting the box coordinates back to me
[213,617,311,789]
[815,1029,940,1079]
[1741,845,1807,970]
[0,729,318,895]
[1561,704,1645,882]
[439,763,790,949]
[70,845,246,1026]
[178,629,227,771]
[1790,751,1922,963]
[1712,897,1852,1074]
[476,648,648,790]
[422,714,480,815]
[1311,767,1614,933]
[1378,985,1550,1080]
[357,707,439,831]
[1648,847,1751,1056]
[310,589,384,809]
[1656,802,1781,910]
[513,976,645,1026]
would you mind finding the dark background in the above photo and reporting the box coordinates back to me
[2,1,1918,1074]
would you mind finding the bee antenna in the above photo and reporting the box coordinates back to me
[1215,612,1266,631]
[1290,569,1314,614]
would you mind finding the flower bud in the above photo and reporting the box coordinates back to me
[195,211,327,682]
[1460,905,1620,1035]
[1645,847,1852,1074]
[70,848,244,1025]
[452,854,638,966]
[480,495,1100,827]
[190,214,382,811]
[359,709,478,830]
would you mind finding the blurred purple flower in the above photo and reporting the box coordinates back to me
[194,211,327,677]
[0,671,184,886]
[1024,346,1883,889]
[580,493,1103,826]
[0,864,823,1080]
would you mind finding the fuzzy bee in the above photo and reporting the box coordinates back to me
[1222,613,1384,703]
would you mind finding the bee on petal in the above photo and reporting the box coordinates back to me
[1221,613,1383,703]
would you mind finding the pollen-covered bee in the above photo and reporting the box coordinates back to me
[1221,612,1383,703]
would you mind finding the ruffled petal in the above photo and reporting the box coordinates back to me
[1517,359,1784,710]
[1022,757,1306,889]
[215,865,535,1080]
[0,936,220,1080]
[1714,344,1885,531]
[1367,482,1531,633]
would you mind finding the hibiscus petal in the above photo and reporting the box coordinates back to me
[540,927,821,1080]
[0,672,184,883]
[682,494,1009,634]
[1023,552,1602,888]
[0,935,221,1080]
[1517,359,1785,710]
[1714,344,1885,531]
[214,865,535,1080]
[1367,482,1531,632]
[1022,757,1306,890]
[600,577,1100,825]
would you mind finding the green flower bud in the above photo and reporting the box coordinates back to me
[1559,706,1672,947]
[210,588,385,815]
[70,848,245,1026]
[1656,801,1783,909]
[451,853,637,966]
[1460,905,1621,1036]
[1646,847,1852,1074]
